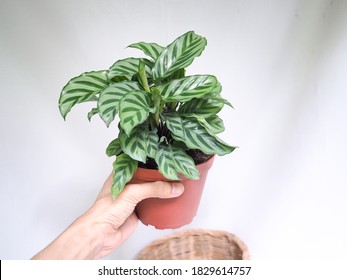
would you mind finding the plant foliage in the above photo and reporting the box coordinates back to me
[59,31,236,198]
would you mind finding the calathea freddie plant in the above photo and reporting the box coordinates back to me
[59,31,236,198]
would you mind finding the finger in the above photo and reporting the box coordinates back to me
[110,181,184,224]
[116,212,138,244]
[96,213,139,258]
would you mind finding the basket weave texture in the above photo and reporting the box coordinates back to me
[137,229,250,260]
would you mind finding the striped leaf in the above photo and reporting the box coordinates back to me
[128,42,164,60]
[59,70,108,119]
[97,81,141,127]
[196,115,225,135]
[119,90,154,136]
[162,112,235,156]
[87,108,98,121]
[108,58,139,80]
[147,128,159,158]
[152,31,207,80]
[162,112,184,140]
[158,75,218,102]
[172,146,199,179]
[112,153,138,198]
[119,124,148,163]
[108,58,153,80]
[178,98,224,118]
[209,82,222,95]
[106,138,122,157]
[204,94,233,108]
[155,140,180,180]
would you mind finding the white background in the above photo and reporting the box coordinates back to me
[1,0,347,260]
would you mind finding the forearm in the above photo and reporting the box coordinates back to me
[31,216,102,260]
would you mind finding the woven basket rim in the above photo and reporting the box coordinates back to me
[136,229,250,260]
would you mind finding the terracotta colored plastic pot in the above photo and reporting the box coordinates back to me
[131,155,215,229]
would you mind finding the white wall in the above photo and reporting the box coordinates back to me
[1,0,347,259]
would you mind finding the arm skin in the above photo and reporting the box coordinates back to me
[31,174,184,259]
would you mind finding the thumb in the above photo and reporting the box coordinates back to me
[109,181,184,224]
[120,181,185,202]
[116,181,184,206]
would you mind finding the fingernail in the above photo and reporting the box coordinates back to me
[171,183,184,196]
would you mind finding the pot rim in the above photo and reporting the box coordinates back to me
[133,154,215,181]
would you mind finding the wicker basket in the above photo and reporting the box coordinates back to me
[136,229,250,260]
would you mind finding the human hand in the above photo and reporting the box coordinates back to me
[32,174,184,259]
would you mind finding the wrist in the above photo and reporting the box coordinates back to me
[32,215,104,260]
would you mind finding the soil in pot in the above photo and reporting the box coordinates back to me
[138,149,213,169]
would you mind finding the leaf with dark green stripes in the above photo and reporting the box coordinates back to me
[108,58,153,81]
[162,112,236,156]
[87,108,98,121]
[158,75,217,102]
[178,98,224,118]
[209,82,222,95]
[152,31,207,80]
[128,42,164,60]
[203,94,234,108]
[106,138,122,157]
[108,58,139,80]
[172,145,199,179]
[119,124,148,163]
[196,115,225,135]
[155,140,180,180]
[112,153,138,198]
[97,81,141,127]
[162,112,185,140]
[147,128,159,158]
[119,90,154,136]
[59,70,109,119]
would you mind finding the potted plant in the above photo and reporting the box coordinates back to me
[59,31,236,229]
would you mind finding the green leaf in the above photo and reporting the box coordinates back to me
[196,115,225,135]
[128,42,164,60]
[119,90,153,136]
[108,58,139,80]
[119,124,148,163]
[108,58,153,81]
[97,81,141,127]
[209,82,222,95]
[106,138,122,157]
[112,153,138,198]
[204,94,234,108]
[178,98,224,118]
[152,31,207,80]
[162,112,236,156]
[147,128,159,159]
[158,75,218,102]
[172,145,199,179]
[170,68,186,80]
[138,60,150,92]
[59,70,109,119]
[155,140,180,180]
[87,108,98,121]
